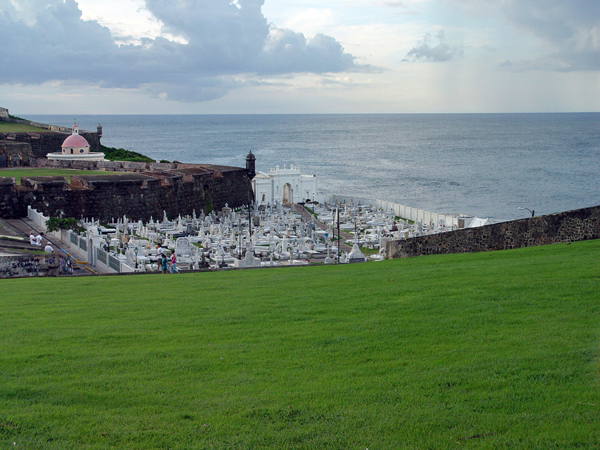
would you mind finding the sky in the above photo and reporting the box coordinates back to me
[0,0,599,114]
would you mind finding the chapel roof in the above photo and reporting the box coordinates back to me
[61,122,90,148]
[62,134,89,148]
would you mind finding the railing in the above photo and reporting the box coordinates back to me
[108,254,121,272]
[27,206,48,230]
[97,248,107,265]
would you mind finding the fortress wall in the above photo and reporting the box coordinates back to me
[0,167,253,221]
[0,141,33,167]
[32,158,221,172]
[0,131,101,158]
[386,205,600,259]
[34,158,172,171]
[0,177,20,217]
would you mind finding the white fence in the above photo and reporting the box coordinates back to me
[27,206,124,273]
[325,195,461,228]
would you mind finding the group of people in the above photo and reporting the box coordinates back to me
[157,246,178,274]
[29,232,54,253]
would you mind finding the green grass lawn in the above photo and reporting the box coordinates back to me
[0,168,124,184]
[0,122,47,133]
[1,240,599,449]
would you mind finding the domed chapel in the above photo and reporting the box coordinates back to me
[46,122,106,161]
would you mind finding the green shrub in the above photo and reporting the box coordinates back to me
[101,145,155,163]
[45,217,84,233]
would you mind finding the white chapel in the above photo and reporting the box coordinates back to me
[46,122,106,161]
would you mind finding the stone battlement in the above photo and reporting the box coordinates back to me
[0,110,254,222]
[0,131,101,161]
[0,161,253,221]
[0,108,101,164]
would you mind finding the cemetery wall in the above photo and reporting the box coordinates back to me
[0,165,253,221]
[0,253,60,278]
[386,205,600,259]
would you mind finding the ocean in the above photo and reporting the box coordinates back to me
[26,113,600,221]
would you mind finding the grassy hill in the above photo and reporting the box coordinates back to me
[0,121,48,133]
[1,240,599,449]
[0,168,126,184]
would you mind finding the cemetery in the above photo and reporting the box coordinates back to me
[26,193,468,274]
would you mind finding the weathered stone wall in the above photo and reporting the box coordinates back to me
[0,141,33,167]
[386,205,600,259]
[0,177,19,217]
[32,158,208,172]
[0,131,101,158]
[0,254,60,278]
[0,165,253,221]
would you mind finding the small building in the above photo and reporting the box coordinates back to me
[252,165,317,205]
[46,122,106,161]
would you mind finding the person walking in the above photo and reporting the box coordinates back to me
[161,254,168,274]
[170,251,178,273]
[171,250,179,273]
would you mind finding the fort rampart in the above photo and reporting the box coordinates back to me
[0,111,101,165]
[386,205,600,259]
[0,131,101,159]
[0,159,253,221]
[0,141,33,167]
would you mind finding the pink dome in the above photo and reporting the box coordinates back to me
[62,134,90,148]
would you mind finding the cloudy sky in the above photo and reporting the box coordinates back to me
[1,0,598,114]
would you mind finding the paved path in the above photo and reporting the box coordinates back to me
[1,218,105,275]
[290,204,353,253]
[0,217,24,239]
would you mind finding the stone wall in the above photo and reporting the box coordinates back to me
[0,165,253,221]
[386,205,600,259]
[0,131,101,158]
[32,158,208,172]
[0,254,60,278]
[0,141,33,167]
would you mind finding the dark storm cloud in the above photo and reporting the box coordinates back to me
[403,31,464,62]
[0,0,373,102]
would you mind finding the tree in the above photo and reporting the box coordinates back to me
[45,217,83,233]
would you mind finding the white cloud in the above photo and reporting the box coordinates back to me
[403,30,464,62]
[272,8,336,37]
[0,0,372,103]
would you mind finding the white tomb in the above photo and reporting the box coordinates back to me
[252,165,317,205]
